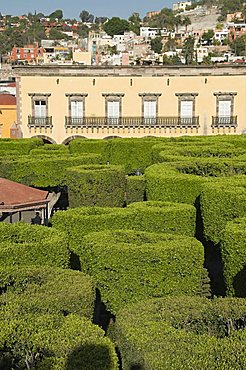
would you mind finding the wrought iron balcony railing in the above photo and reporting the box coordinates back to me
[212,116,237,127]
[28,116,53,128]
[65,116,200,129]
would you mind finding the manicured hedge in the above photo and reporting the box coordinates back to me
[78,230,205,314]
[0,313,118,370]
[0,138,43,155]
[125,175,146,204]
[221,218,246,297]
[0,266,95,319]
[69,137,162,174]
[0,223,70,268]
[200,182,246,244]
[145,163,209,204]
[52,201,196,251]
[110,296,246,370]
[66,165,126,207]
[30,144,69,156]
[0,154,102,187]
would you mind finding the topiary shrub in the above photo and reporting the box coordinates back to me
[0,138,43,155]
[0,313,118,370]
[110,296,246,370]
[0,223,70,268]
[66,164,126,207]
[52,201,196,253]
[0,266,95,319]
[75,230,205,314]
[200,183,246,244]
[0,154,102,187]
[125,175,146,204]
[221,218,246,297]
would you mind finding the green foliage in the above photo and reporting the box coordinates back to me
[0,223,70,268]
[103,17,130,37]
[79,10,94,23]
[182,36,195,64]
[110,296,246,370]
[0,138,43,155]
[52,201,196,250]
[221,218,246,297]
[0,266,95,319]
[78,230,205,313]
[151,36,163,53]
[125,175,146,204]
[0,313,118,370]
[66,165,126,207]
[200,182,246,244]
[0,154,101,187]
[49,9,63,20]
[30,144,69,156]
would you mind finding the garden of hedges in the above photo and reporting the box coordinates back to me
[0,135,246,369]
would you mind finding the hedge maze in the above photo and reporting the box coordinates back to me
[0,135,246,369]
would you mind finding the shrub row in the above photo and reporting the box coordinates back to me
[66,165,126,208]
[0,138,43,154]
[0,313,118,370]
[76,230,206,314]
[110,296,246,370]
[221,217,246,297]
[52,201,196,249]
[125,175,146,204]
[0,154,102,187]
[0,223,70,268]
[0,266,95,319]
[30,144,70,156]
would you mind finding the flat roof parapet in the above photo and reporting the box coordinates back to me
[13,64,246,77]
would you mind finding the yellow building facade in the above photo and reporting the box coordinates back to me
[0,94,17,138]
[15,65,246,144]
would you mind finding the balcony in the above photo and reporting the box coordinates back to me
[28,116,53,128]
[212,116,237,127]
[65,116,200,129]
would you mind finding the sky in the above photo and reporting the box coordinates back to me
[0,0,174,19]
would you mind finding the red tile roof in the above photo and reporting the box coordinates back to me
[0,94,16,105]
[0,178,48,206]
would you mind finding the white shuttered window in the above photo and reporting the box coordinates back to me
[218,100,231,117]
[144,101,156,118]
[34,100,46,117]
[71,100,83,118]
[107,101,120,118]
[180,100,193,118]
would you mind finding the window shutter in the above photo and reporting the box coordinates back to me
[144,101,156,118]
[180,101,193,118]
[35,100,46,117]
[218,100,231,117]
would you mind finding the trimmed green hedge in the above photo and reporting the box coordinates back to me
[52,201,196,250]
[0,223,70,268]
[125,175,146,204]
[0,138,43,154]
[0,313,118,370]
[66,165,126,207]
[200,182,246,244]
[110,296,246,370]
[78,230,205,314]
[0,266,95,319]
[30,144,70,156]
[221,218,246,297]
[0,154,102,187]
[145,163,209,204]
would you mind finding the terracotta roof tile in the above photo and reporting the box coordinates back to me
[0,178,48,206]
[0,94,16,105]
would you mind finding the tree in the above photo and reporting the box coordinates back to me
[202,29,214,45]
[182,16,191,32]
[95,17,108,24]
[77,24,90,38]
[79,10,94,23]
[128,12,141,35]
[151,36,163,54]
[230,34,246,56]
[103,17,130,37]
[182,36,195,64]
[49,9,63,20]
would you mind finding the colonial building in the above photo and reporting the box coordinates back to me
[14,65,246,144]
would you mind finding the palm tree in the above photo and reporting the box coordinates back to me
[182,16,191,33]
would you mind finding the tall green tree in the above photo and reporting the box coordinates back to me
[79,10,94,23]
[182,36,195,64]
[103,17,130,37]
[151,36,163,54]
[49,9,63,20]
